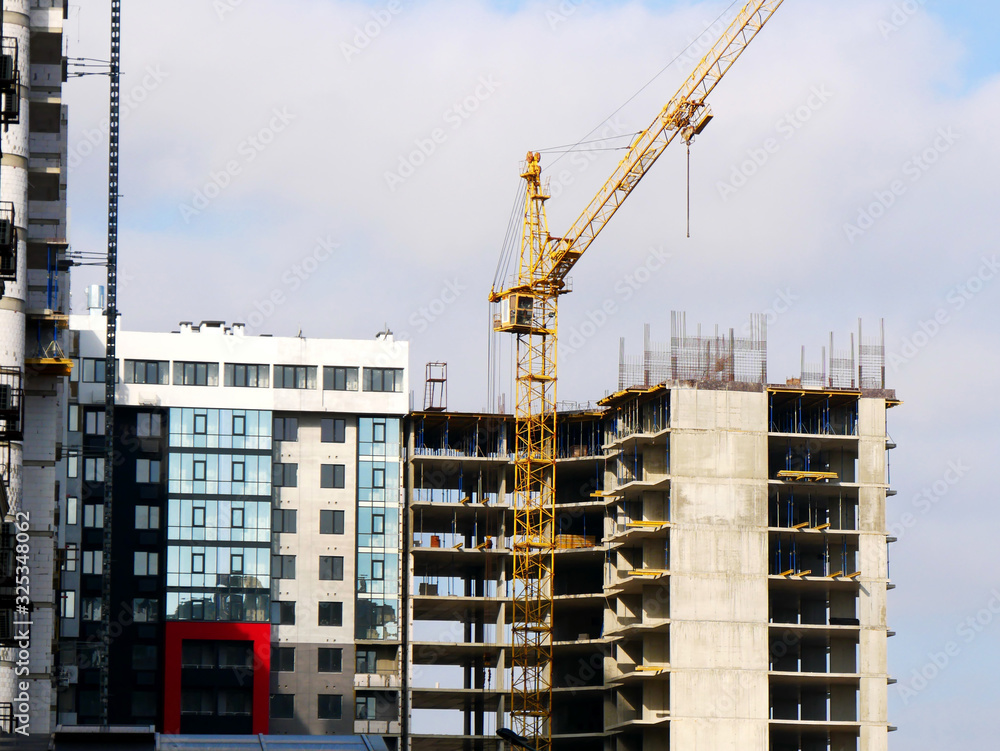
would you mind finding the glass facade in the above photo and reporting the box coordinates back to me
[356,417,401,640]
[165,408,272,622]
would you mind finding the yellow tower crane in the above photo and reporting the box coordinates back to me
[488,2,785,749]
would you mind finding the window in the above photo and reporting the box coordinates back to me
[63,544,78,572]
[132,645,157,671]
[232,414,245,435]
[135,505,160,529]
[323,366,358,391]
[372,467,385,488]
[231,553,244,573]
[83,457,105,482]
[270,694,294,719]
[363,367,403,393]
[272,463,298,488]
[81,597,102,621]
[134,551,159,576]
[136,458,161,483]
[273,365,317,390]
[132,692,157,718]
[181,688,213,714]
[192,553,205,574]
[272,646,295,672]
[173,361,220,386]
[136,412,161,437]
[318,694,343,720]
[79,645,104,670]
[66,495,78,525]
[224,363,270,388]
[320,464,346,489]
[67,455,78,479]
[356,649,377,674]
[78,691,100,717]
[272,508,297,534]
[219,643,252,668]
[320,417,346,443]
[355,696,376,720]
[193,505,206,527]
[82,550,103,575]
[68,404,80,432]
[182,642,216,668]
[124,360,169,385]
[232,462,245,481]
[271,600,295,625]
[372,558,384,581]
[318,601,342,627]
[273,417,298,442]
[272,555,296,579]
[60,591,75,619]
[318,648,343,673]
[372,514,385,535]
[81,358,106,383]
[232,507,244,528]
[132,598,159,622]
[83,505,103,528]
[320,510,345,535]
[319,556,344,581]
[194,413,207,434]
[84,410,105,435]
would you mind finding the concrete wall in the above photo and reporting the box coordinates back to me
[857,397,889,751]
[669,387,770,751]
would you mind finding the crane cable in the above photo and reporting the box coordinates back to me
[544,0,743,171]
[489,0,746,292]
[488,179,527,413]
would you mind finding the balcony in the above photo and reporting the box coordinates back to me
[607,520,670,546]
[608,568,669,596]
[354,672,400,689]
[607,615,670,639]
[354,720,401,735]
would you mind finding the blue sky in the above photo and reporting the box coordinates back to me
[926,0,1000,81]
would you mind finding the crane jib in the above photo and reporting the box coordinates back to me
[493,3,785,748]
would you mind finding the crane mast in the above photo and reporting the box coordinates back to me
[100,0,121,724]
[490,2,784,748]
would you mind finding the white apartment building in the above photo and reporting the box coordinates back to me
[56,304,406,744]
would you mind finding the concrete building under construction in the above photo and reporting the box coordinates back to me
[401,315,898,751]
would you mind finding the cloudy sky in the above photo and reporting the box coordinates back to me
[62,0,999,746]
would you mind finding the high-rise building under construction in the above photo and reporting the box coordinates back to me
[404,317,897,751]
